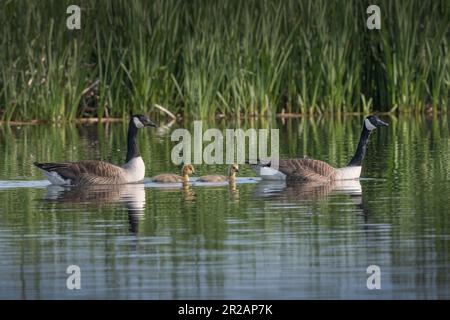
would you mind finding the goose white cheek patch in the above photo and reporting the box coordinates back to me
[133,117,144,128]
[364,118,376,131]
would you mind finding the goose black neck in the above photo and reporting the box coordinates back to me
[125,120,140,163]
[348,125,372,166]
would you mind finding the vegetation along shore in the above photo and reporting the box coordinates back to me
[1,0,449,122]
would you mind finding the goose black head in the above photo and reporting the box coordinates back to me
[364,115,388,131]
[131,114,157,128]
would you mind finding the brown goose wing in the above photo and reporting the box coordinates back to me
[276,158,336,181]
[76,160,124,177]
[34,160,124,180]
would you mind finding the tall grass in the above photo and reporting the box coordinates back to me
[368,1,450,112]
[0,0,449,121]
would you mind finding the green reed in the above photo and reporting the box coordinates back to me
[0,0,448,121]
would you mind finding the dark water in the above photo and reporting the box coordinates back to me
[0,115,449,299]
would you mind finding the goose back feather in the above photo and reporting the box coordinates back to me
[197,175,228,182]
[152,164,195,183]
[35,159,136,185]
[152,173,185,183]
[276,158,337,182]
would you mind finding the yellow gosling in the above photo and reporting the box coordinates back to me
[152,164,195,183]
[197,164,239,183]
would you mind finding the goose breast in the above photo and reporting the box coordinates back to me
[121,156,145,183]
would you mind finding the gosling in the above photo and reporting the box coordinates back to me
[151,164,195,183]
[197,164,239,183]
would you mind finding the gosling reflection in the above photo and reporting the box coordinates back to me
[228,180,240,200]
[43,183,146,234]
[182,181,196,202]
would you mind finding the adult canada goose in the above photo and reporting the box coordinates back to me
[151,164,195,183]
[249,115,388,181]
[34,114,157,185]
[197,164,239,182]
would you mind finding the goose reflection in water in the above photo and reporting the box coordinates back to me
[181,181,196,202]
[42,183,146,234]
[252,179,365,213]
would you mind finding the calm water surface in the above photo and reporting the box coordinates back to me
[0,115,449,299]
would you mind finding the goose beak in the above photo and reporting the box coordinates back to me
[144,118,158,127]
[377,119,389,127]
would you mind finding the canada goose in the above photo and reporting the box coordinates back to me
[34,114,157,186]
[249,115,388,181]
[197,164,239,182]
[151,164,195,183]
